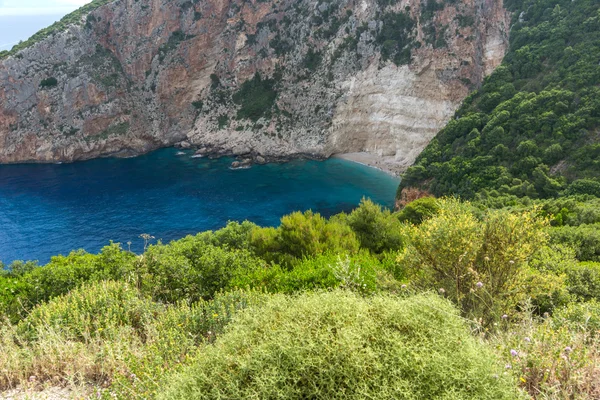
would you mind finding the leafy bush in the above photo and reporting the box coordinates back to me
[230,252,389,294]
[249,211,359,265]
[566,262,600,302]
[550,223,600,262]
[17,281,159,342]
[396,196,440,224]
[142,236,266,303]
[0,243,135,321]
[347,198,405,253]
[39,77,58,88]
[159,291,521,400]
[401,199,547,326]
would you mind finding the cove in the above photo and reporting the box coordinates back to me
[0,148,400,264]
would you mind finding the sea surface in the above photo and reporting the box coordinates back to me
[0,148,400,264]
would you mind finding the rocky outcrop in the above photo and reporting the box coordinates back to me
[0,0,510,170]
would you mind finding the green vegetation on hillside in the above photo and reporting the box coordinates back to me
[232,72,278,121]
[0,0,114,59]
[1,198,600,398]
[401,0,600,201]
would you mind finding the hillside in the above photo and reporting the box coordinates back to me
[0,0,509,171]
[400,0,600,200]
[2,199,600,398]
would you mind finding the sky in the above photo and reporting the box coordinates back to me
[0,0,92,16]
[0,0,92,50]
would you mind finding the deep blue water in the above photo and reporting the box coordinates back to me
[0,148,400,264]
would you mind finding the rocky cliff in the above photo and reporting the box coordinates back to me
[0,0,510,172]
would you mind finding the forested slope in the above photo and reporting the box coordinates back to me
[400,0,600,200]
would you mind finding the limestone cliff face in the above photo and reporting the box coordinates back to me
[0,0,510,169]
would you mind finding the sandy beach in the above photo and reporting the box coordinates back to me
[333,152,403,177]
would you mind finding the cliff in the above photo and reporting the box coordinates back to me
[0,0,510,172]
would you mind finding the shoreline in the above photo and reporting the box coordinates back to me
[0,146,404,179]
[332,152,402,178]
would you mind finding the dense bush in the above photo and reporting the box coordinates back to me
[16,281,159,342]
[159,291,521,400]
[550,223,600,262]
[250,210,359,265]
[232,73,277,121]
[142,236,266,303]
[401,199,547,326]
[401,0,600,200]
[566,262,600,302]
[396,196,440,224]
[347,198,405,253]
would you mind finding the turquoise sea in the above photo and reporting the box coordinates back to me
[0,148,400,264]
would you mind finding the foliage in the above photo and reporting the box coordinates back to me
[1,243,135,322]
[396,196,440,225]
[159,291,522,400]
[401,199,548,326]
[550,223,600,262]
[249,210,359,265]
[401,0,600,200]
[347,198,405,253]
[39,77,58,88]
[232,72,277,121]
[566,262,600,302]
[230,252,388,295]
[376,11,416,65]
[16,281,160,342]
[493,304,600,399]
[141,236,266,303]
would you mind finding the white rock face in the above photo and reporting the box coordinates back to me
[330,63,459,171]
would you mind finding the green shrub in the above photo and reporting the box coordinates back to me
[142,236,266,303]
[159,291,521,400]
[249,211,359,265]
[230,252,389,294]
[396,196,440,224]
[1,243,135,320]
[521,268,571,315]
[39,77,58,88]
[552,300,600,335]
[347,198,405,253]
[550,223,600,261]
[17,281,160,342]
[402,199,547,326]
[566,262,600,302]
[232,73,277,121]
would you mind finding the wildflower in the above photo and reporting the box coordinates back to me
[510,349,518,357]
[502,314,508,320]
[564,346,572,353]
[213,313,219,318]
[509,260,515,264]
[401,284,407,289]
[438,288,445,294]
[524,337,531,343]
[484,256,490,262]
[476,281,484,288]
[505,364,512,369]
